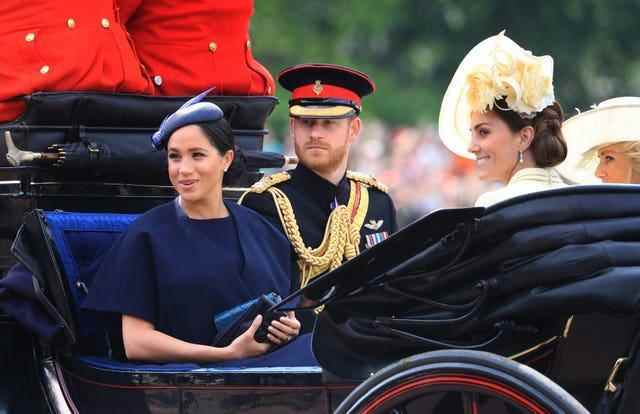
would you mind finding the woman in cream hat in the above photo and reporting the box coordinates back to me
[557,97,640,184]
[439,31,568,207]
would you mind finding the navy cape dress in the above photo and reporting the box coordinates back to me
[82,199,293,359]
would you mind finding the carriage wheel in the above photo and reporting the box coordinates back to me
[334,350,588,414]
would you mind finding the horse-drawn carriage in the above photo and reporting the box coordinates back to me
[1,93,639,414]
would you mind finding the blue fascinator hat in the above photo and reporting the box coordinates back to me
[151,88,224,150]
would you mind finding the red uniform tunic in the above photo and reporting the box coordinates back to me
[0,0,154,123]
[120,0,275,96]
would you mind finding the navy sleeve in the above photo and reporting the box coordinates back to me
[82,228,158,325]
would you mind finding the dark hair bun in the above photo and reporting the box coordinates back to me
[531,101,567,167]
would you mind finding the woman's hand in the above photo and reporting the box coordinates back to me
[227,315,271,359]
[267,311,301,345]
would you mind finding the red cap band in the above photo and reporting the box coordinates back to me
[291,83,362,107]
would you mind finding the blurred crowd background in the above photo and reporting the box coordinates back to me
[250,1,640,226]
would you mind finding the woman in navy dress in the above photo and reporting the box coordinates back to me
[83,91,301,362]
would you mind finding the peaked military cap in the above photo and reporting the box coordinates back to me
[278,63,376,119]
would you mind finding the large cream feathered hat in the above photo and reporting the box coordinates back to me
[438,31,555,158]
[556,97,640,184]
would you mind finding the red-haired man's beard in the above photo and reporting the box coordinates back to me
[294,135,349,176]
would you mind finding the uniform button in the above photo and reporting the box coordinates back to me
[101,18,110,29]
[208,41,217,52]
[40,65,50,74]
[153,75,163,86]
[25,33,36,42]
[246,40,251,48]
[67,18,76,29]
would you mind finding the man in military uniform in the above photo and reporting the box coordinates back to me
[240,64,397,291]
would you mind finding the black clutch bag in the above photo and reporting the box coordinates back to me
[212,293,285,348]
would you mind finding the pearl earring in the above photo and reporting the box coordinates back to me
[518,150,524,164]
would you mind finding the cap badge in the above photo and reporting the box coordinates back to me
[313,80,323,95]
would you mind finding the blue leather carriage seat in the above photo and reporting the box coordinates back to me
[43,211,321,374]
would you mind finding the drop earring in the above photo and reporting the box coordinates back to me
[518,150,524,164]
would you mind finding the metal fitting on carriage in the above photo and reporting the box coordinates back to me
[605,357,628,393]
[5,130,57,166]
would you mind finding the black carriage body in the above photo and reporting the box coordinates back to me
[64,359,351,414]
[307,185,640,412]
[2,93,640,414]
[1,337,353,414]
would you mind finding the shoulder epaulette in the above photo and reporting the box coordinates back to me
[346,170,388,193]
[248,171,291,194]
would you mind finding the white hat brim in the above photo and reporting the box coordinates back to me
[556,103,640,184]
[438,36,498,159]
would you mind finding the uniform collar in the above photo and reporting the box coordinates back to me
[291,163,350,207]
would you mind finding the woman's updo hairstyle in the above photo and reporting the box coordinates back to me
[196,117,234,154]
[493,98,567,167]
[196,118,246,185]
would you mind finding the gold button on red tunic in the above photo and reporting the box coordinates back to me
[120,0,275,96]
[0,0,154,122]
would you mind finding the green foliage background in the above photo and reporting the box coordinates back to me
[251,1,640,138]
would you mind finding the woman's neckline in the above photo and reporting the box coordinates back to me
[508,167,560,185]
[176,196,230,221]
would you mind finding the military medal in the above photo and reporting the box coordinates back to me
[365,231,389,248]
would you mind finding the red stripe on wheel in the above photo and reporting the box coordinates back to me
[360,374,548,414]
